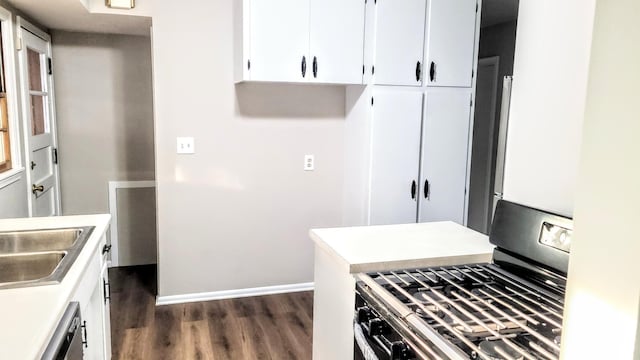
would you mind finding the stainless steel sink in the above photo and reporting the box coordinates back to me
[0,226,94,289]
[0,252,66,283]
[0,228,82,254]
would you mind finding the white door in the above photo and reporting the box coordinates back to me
[468,57,499,234]
[426,0,478,87]
[374,0,427,86]
[19,27,60,217]
[418,88,472,224]
[369,88,423,225]
[249,0,310,82]
[309,0,365,84]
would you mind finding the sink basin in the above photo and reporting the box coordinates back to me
[0,252,66,284]
[0,226,95,289]
[0,228,84,254]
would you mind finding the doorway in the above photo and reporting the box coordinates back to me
[17,19,61,217]
[467,0,519,234]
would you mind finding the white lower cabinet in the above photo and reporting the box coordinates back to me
[368,87,472,226]
[419,88,472,223]
[72,236,112,360]
[370,88,423,225]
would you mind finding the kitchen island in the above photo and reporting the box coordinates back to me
[310,221,494,359]
[0,214,111,359]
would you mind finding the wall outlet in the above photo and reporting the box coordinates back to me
[304,155,314,171]
[177,137,195,154]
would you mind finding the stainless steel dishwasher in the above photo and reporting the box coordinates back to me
[41,302,84,360]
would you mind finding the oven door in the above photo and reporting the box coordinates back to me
[354,293,418,360]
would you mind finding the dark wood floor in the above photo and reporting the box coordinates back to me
[109,265,314,360]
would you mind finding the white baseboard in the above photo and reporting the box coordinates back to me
[156,282,314,306]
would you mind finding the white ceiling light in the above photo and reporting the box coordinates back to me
[106,0,135,9]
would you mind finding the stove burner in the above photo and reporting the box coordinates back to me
[475,340,524,360]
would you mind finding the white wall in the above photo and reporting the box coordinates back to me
[0,0,40,219]
[561,1,640,357]
[502,1,596,216]
[51,31,155,215]
[150,1,346,297]
[0,177,27,218]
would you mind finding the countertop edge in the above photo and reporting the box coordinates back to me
[0,214,111,359]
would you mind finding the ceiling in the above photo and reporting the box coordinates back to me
[5,0,151,36]
[481,0,519,28]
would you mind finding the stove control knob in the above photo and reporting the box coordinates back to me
[368,318,390,336]
[356,307,371,323]
[391,341,416,360]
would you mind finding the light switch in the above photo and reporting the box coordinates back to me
[304,155,314,171]
[177,137,195,154]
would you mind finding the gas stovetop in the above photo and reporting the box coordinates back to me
[355,201,572,360]
[357,262,566,360]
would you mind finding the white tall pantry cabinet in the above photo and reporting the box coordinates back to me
[345,0,481,227]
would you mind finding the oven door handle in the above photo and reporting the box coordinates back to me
[354,321,380,360]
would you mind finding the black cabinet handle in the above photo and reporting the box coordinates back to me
[102,244,112,255]
[301,56,307,78]
[429,61,436,82]
[411,180,417,199]
[312,56,318,78]
[416,61,422,82]
[424,179,430,199]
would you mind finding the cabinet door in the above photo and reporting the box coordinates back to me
[82,279,106,360]
[370,88,423,225]
[101,264,112,360]
[374,0,427,86]
[309,0,365,84]
[426,0,478,87]
[249,0,309,82]
[419,88,472,224]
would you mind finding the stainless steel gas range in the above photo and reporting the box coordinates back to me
[353,200,572,360]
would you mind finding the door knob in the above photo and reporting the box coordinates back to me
[32,184,44,195]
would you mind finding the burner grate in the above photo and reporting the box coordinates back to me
[371,264,565,360]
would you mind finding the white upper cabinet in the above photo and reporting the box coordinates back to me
[246,0,310,82]
[309,0,365,84]
[374,0,428,86]
[235,0,365,84]
[418,88,472,224]
[426,0,478,87]
[369,88,423,225]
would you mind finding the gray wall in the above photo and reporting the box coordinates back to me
[51,31,155,215]
[116,187,157,266]
[150,0,346,297]
[0,177,28,218]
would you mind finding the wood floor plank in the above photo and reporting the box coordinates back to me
[151,304,184,359]
[118,328,150,360]
[182,320,214,360]
[204,300,245,360]
[109,266,314,359]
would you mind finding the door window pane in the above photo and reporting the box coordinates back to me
[31,95,45,135]
[27,48,42,91]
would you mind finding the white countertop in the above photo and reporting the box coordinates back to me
[0,214,110,359]
[310,221,495,273]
